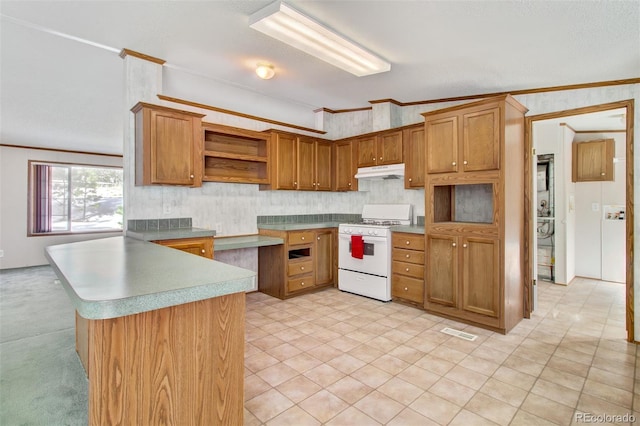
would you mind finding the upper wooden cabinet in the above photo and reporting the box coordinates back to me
[334,140,357,191]
[424,103,500,174]
[132,102,205,187]
[202,123,269,184]
[356,130,403,168]
[403,125,425,188]
[572,138,615,182]
[267,131,332,191]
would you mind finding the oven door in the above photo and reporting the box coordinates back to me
[338,233,389,277]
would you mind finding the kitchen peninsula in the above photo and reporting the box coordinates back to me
[45,236,255,425]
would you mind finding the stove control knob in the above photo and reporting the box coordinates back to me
[368,230,374,235]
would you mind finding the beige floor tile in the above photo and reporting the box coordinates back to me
[244,374,272,401]
[445,364,489,390]
[289,334,324,351]
[441,336,482,354]
[351,364,393,388]
[492,366,537,391]
[245,388,294,423]
[430,344,468,363]
[366,335,401,352]
[298,389,350,423]
[465,392,517,425]
[409,391,461,424]
[387,344,426,363]
[376,377,424,405]
[396,364,441,390]
[531,378,580,408]
[554,346,595,365]
[245,351,280,373]
[414,353,455,376]
[591,354,635,376]
[266,342,303,361]
[472,344,511,364]
[348,343,385,363]
[479,377,528,407]
[588,366,634,391]
[511,345,553,365]
[370,353,410,375]
[546,354,591,377]
[326,352,367,375]
[382,328,414,344]
[265,405,321,426]
[325,406,381,426]
[509,409,558,425]
[255,362,300,387]
[275,375,322,403]
[309,343,343,362]
[405,335,439,352]
[311,328,343,343]
[282,352,323,373]
[243,407,262,426]
[429,377,475,406]
[387,407,439,426]
[449,409,500,426]
[272,327,306,342]
[327,375,373,404]
[346,329,377,343]
[502,354,545,377]
[582,378,633,408]
[520,393,575,425]
[459,354,500,376]
[576,393,634,421]
[539,365,586,391]
[303,363,346,387]
[354,390,406,424]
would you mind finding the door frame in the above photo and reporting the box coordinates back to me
[523,99,635,342]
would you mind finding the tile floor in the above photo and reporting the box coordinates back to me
[243,278,637,425]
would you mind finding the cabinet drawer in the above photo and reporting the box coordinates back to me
[392,274,424,304]
[288,231,315,245]
[392,248,425,265]
[392,233,425,251]
[287,275,315,293]
[392,261,424,279]
[288,260,314,277]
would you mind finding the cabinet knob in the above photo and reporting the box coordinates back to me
[301,236,305,240]
[463,243,468,248]
[317,236,320,240]
[348,182,352,186]
[190,174,195,179]
[463,160,468,165]
[294,181,298,186]
[313,182,316,186]
[405,254,410,258]
[405,267,410,272]
[409,178,412,182]
[379,157,383,160]
[301,266,305,271]
[406,241,410,245]
[452,161,456,166]
[601,172,606,176]
[201,249,205,254]
[404,287,408,291]
[452,242,457,247]
[301,282,305,286]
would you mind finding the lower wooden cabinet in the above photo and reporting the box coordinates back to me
[153,236,214,259]
[425,234,501,329]
[258,228,335,299]
[391,232,425,305]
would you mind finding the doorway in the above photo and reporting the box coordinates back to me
[524,99,634,341]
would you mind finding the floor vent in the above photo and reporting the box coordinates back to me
[440,327,478,341]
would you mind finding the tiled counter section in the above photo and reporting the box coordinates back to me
[214,235,284,251]
[126,217,216,241]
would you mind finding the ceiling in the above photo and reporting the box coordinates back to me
[1,1,638,154]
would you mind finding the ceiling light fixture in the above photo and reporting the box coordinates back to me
[249,1,390,77]
[256,63,275,79]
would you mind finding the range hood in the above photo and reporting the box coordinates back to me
[354,163,405,180]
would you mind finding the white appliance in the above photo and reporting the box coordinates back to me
[354,163,405,180]
[338,204,413,301]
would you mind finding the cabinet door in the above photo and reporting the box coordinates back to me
[462,107,500,172]
[272,132,298,190]
[356,137,377,168]
[426,116,458,174]
[297,136,316,190]
[572,139,614,182]
[335,141,355,191]
[461,237,499,318]
[403,126,425,188]
[426,235,457,307]
[154,237,214,259]
[377,131,403,165]
[315,141,333,191]
[315,229,334,286]
[149,109,199,185]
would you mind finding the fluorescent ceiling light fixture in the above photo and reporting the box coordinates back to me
[249,1,390,77]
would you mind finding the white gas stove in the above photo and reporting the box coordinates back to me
[338,204,412,301]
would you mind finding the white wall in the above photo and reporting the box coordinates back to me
[574,132,627,282]
[0,146,123,269]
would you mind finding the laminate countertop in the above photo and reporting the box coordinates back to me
[126,227,216,241]
[45,236,255,320]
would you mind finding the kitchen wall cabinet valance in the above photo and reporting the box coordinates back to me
[202,123,270,184]
[355,129,403,168]
[131,102,205,187]
[572,138,615,182]
[422,94,528,334]
[264,130,332,191]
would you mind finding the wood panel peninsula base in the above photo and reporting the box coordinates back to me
[45,237,255,425]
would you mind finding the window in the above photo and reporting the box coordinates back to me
[29,161,123,235]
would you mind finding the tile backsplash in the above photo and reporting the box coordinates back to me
[257,213,361,225]
[127,217,192,232]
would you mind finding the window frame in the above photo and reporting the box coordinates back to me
[27,160,124,237]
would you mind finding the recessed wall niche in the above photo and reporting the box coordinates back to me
[432,183,494,224]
